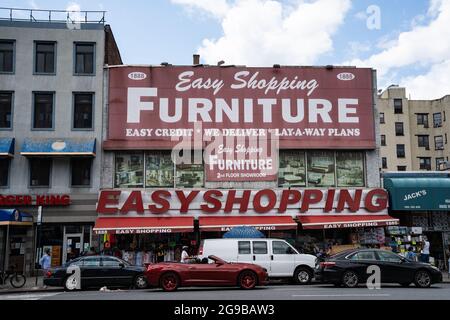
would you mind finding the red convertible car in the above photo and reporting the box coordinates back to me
[145,255,268,291]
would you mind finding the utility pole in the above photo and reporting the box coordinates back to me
[35,206,42,286]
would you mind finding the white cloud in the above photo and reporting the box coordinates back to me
[173,0,351,66]
[346,0,450,99]
[402,59,450,99]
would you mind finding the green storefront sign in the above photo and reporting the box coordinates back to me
[384,177,450,211]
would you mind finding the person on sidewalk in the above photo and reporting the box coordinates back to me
[39,249,51,271]
[406,246,417,261]
[421,236,430,263]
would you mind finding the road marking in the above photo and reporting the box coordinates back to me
[0,292,61,300]
[292,293,391,297]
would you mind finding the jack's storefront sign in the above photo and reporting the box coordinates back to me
[105,66,376,182]
[93,189,398,234]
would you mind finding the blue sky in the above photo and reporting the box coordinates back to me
[1,0,449,99]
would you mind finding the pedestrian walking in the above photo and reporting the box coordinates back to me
[39,248,51,271]
[421,236,430,263]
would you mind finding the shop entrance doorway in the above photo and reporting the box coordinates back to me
[423,231,446,270]
[63,233,83,264]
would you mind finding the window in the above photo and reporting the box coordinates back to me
[381,135,386,146]
[0,92,12,128]
[336,151,364,187]
[436,157,445,170]
[81,256,101,267]
[74,43,95,74]
[349,251,377,261]
[145,151,174,187]
[0,40,14,73]
[71,158,92,186]
[396,144,405,158]
[433,112,442,127]
[272,241,295,254]
[379,112,385,124]
[419,157,431,170]
[382,157,387,169]
[444,111,446,122]
[238,241,251,254]
[416,113,429,127]
[377,251,402,263]
[278,150,306,187]
[0,158,9,186]
[34,42,55,74]
[307,151,335,187]
[394,99,402,114]
[417,135,429,149]
[115,152,144,188]
[395,122,404,136]
[73,93,93,129]
[175,150,204,188]
[397,166,406,171]
[29,158,51,187]
[252,241,268,254]
[446,133,448,144]
[33,93,54,129]
[435,136,444,150]
[102,257,124,267]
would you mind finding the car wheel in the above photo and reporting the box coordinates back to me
[342,271,359,288]
[160,272,179,292]
[64,275,80,291]
[399,282,411,287]
[238,271,257,290]
[293,267,312,285]
[134,274,148,289]
[414,270,431,288]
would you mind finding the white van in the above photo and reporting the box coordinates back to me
[198,238,317,284]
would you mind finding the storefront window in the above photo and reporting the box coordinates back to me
[175,150,204,188]
[278,150,306,187]
[115,152,144,188]
[307,151,335,187]
[336,151,364,187]
[145,151,174,187]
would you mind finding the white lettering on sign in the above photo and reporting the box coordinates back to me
[126,87,360,125]
[403,190,427,201]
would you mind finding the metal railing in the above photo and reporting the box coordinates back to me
[0,7,106,24]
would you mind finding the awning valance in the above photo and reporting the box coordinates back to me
[199,216,297,232]
[20,138,96,157]
[0,209,33,226]
[298,215,399,230]
[0,138,14,157]
[384,177,450,211]
[93,217,194,234]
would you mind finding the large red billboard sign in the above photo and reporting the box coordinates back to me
[106,66,375,181]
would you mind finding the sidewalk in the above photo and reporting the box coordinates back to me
[0,276,63,295]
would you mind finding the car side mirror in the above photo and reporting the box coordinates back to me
[119,263,125,268]
[215,261,224,266]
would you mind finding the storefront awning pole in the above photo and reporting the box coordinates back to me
[4,224,10,272]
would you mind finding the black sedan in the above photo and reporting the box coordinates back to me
[44,255,148,291]
[315,249,442,288]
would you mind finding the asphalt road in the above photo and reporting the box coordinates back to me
[1,283,450,300]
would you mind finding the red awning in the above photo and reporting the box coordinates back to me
[298,215,399,230]
[199,216,297,232]
[93,217,194,234]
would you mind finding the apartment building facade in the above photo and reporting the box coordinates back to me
[0,9,121,274]
[378,86,450,172]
